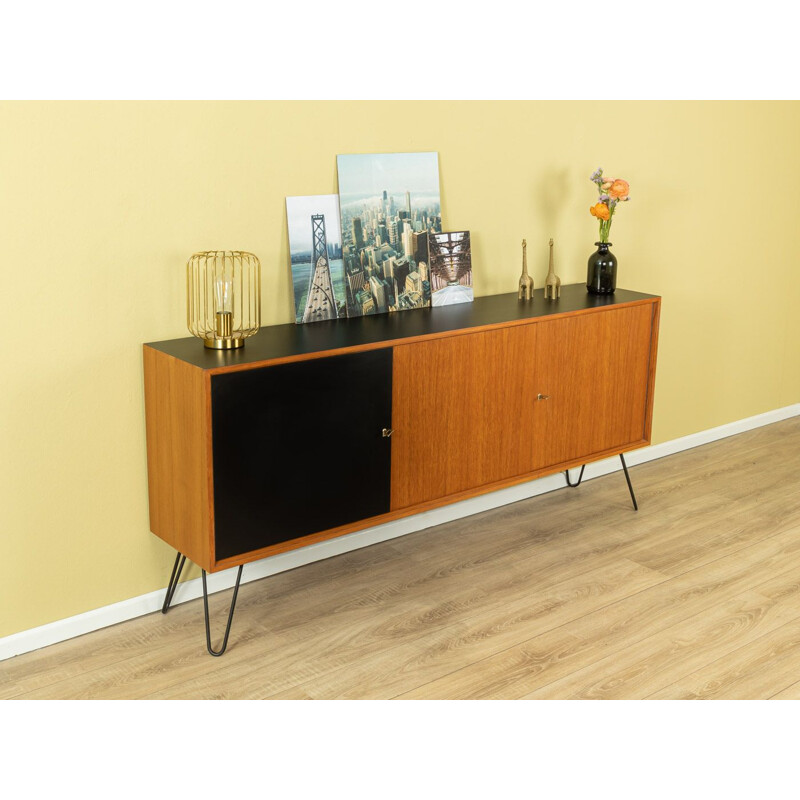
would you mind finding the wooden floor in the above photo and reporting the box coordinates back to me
[4,417,800,700]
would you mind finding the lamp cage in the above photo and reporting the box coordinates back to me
[187,251,261,349]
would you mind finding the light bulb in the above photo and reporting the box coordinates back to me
[214,270,234,338]
[214,272,234,314]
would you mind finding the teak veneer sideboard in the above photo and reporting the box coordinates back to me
[144,285,660,586]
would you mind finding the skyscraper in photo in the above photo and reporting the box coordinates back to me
[347,269,366,296]
[352,217,365,251]
[355,288,375,315]
[406,271,422,294]
[369,274,388,312]
[394,258,411,296]
[412,231,429,264]
[402,223,414,259]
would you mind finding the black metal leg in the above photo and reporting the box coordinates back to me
[162,553,186,614]
[202,565,244,657]
[565,456,639,510]
[619,453,639,511]
[565,464,586,488]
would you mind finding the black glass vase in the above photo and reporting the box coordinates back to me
[587,241,617,294]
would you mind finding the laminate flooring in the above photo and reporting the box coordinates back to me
[4,417,800,700]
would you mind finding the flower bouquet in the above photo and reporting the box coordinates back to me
[589,167,630,243]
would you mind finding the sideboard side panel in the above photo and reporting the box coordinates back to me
[643,298,661,443]
[143,345,212,570]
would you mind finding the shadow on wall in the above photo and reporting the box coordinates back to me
[532,167,572,282]
[534,166,571,245]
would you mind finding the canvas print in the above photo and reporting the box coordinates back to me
[337,152,442,317]
[429,231,473,306]
[286,194,347,324]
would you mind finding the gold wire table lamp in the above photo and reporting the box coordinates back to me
[187,251,261,349]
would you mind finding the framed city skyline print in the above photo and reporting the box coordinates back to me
[429,230,474,306]
[336,151,442,317]
[286,194,347,324]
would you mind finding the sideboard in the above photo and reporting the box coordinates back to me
[144,284,660,654]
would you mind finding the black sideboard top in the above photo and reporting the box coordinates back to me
[146,284,658,370]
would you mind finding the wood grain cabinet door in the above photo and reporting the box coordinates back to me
[530,304,655,470]
[391,324,539,510]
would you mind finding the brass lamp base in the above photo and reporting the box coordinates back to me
[204,337,245,350]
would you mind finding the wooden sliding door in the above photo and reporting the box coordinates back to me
[391,324,539,510]
[391,303,656,511]
[529,303,655,470]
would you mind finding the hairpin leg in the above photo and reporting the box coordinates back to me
[162,552,186,614]
[202,565,244,657]
[565,456,639,510]
[565,464,586,488]
[619,452,639,511]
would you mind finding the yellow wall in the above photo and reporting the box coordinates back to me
[2,101,799,639]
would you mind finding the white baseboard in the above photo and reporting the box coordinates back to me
[2,402,798,663]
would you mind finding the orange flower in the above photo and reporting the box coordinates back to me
[608,179,630,199]
[590,202,610,220]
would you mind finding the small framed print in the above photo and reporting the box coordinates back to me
[429,230,473,306]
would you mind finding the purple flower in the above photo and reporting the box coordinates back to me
[590,168,603,182]
[599,194,610,202]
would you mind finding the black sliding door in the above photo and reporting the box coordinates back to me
[211,349,393,561]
